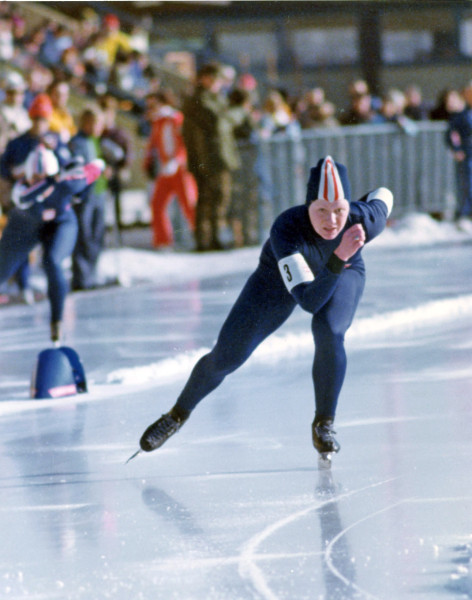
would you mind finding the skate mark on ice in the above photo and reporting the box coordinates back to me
[324,501,402,600]
[324,495,472,599]
[0,503,93,512]
[238,477,397,600]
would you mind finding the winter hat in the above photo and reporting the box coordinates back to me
[24,144,59,182]
[305,156,351,204]
[104,13,120,29]
[28,94,53,119]
[4,71,26,92]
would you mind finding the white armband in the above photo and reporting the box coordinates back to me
[366,187,393,217]
[277,252,315,292]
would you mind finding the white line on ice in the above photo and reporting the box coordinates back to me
[0,503,93,512]
[238,477,397,600]
[339,414,443,428]
[139,550,323,574]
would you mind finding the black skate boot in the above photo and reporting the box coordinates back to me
[50,321,62,346]
[312,418,340,469]
[140,406,190,452]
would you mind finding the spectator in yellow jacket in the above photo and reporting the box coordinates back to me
[95,13,132,68]
[47,80,77,143]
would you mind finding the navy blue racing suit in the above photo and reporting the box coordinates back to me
[0,161,104,323]
[0,131,70,292]
[174,191,390,421]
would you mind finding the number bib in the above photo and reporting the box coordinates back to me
[277,252,315,292]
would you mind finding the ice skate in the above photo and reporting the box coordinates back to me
[312,419,340,469]
[139,406,190,452]
[50,321,62,346]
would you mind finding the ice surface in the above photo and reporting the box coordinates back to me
[1,214,472,599]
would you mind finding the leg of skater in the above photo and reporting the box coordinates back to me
[311,268,365,456]
[72,191,106,290]
[140,266,296,451]
[41,216,78,342]
[72,198,95,290]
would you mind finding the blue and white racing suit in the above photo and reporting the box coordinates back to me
[0,161,104,323]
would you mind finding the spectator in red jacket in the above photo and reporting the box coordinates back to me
[143,90,196,248]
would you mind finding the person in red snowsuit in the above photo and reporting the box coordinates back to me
[143,91,197,248]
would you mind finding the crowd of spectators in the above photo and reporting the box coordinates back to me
[1,0,472,257]
[0,2,157,115]
[0,1,468,139]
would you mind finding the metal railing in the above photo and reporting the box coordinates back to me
[232,121,456,245]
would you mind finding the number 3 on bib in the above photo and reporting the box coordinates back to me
[277,253,315,292]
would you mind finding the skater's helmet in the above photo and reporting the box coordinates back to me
[24,144,59,184]
[305,156,351,204]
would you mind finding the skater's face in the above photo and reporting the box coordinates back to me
[308,198,350,239]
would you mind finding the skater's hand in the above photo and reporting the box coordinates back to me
[334,224,365,261]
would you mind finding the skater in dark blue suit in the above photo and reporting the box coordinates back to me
[140,156,393,458]
[0,145,105,343]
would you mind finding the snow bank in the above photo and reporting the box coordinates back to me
[98,213,472,288]
[370,213,472,248]
[106,293,472,385]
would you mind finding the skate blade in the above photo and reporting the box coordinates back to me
[318,452,333,470]
[125,449,141,464]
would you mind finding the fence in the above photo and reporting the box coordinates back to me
[116,120,456,248]
[231,121,456,245]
